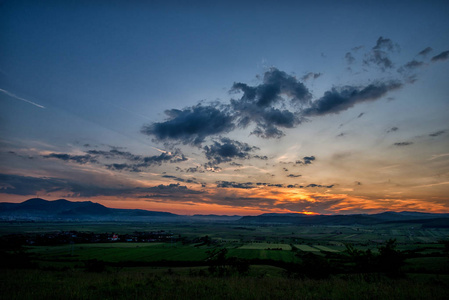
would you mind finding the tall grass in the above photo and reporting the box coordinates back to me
[1,268,448,300]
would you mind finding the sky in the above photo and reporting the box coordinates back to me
[1,0,448,215]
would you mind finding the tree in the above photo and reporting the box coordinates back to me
[377,239,404,277]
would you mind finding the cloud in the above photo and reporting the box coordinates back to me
[0,173,70,195]
[230,67,311,138]
[231,68,311,107]
[44,148,187,172]
[287,174,301,178]
[301,72,322,81]
[345,52,355,64]
[105,163,140,172]
[204,137,259,166]
[418,47,433,56]
[306,184,334,188]
[429,130,445,137]
[43,153,97,164]
[274,196,343,214]
[141,103,235,145]
[431,50,449,62]
[138,183,203,199]
[303,81,402,117]
[0,173,203,198]
[394,142,413,146]
[296,156,316,165]
[399,60,424,72]
[387,127,399,133]
[161,175,201,184]
[363,36,398,70]
[216,181,256,189]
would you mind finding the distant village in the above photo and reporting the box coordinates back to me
[1,230,178,247]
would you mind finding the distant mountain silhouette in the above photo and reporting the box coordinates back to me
[0,198,180,221]
[238,211,449,227]
[1,199,448,226]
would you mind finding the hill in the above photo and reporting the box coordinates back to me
[0,198,182,222]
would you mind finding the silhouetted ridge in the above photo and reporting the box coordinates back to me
[0,198,180,221]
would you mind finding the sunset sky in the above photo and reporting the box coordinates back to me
[1,0,448,215]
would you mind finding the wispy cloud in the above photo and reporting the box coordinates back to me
[0,88,45,109]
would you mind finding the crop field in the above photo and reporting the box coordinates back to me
[1,221,449,299]
[295,244,321,252]
[239,243,292,250]
[30,243,211,263]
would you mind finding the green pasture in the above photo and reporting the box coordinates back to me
[29,243,211,263]
[227,249,299,263]
[295,245,321,252]
[239,243,291,250]
[313,245,340,252]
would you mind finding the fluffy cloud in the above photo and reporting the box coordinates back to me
[363,36,399,70]
[204,138,258,167]
[303,81,402,116]
[43,153,97,164]
[43,148,187,173]
[296,156,316,165]
[431,50,449,62]
[418,47,433,56]
[141,104,235,145]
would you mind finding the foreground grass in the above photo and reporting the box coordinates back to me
[1,268,449,300]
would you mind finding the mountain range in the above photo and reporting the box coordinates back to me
[0,198,448,227]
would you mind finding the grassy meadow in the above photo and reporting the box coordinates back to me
[1,221,449,299]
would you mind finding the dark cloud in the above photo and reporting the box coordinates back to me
[203,138,258,167]
[404,60,424,69]
[106,163,140,172]
[0,173,71,195]
[231,68,311,107]
[306,184,334,188]
[431,50,449,62]
[138,183,203,199]
[0,172,207,198]
[296,156,316,165]
[141,103,235,145]
[429,130,445,137]
[274,196,342,214]
[363,37,398,70]
[216,181,256,189]
[161,175,201,185]
[230,68,311,138]
[418,47,433,56]
[387,127,399,133]
[287,174,301,178]
[43,153,97,164]
[345,52,355,64]
[357,113,365,118]
[301,72,322,81]
[373,36,396,51]
[185,166,205,173]
[45,148,187,173]
[399,60,424,72]
[303,81,402,117]
[253,155,268,160]
[394,142,413,146]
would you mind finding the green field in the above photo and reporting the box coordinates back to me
[1,221,449,299]
[239,243,292,250]
[295,244,321,252]
[30,243,210,263]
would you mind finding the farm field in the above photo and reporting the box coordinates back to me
[1,221,449,299]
